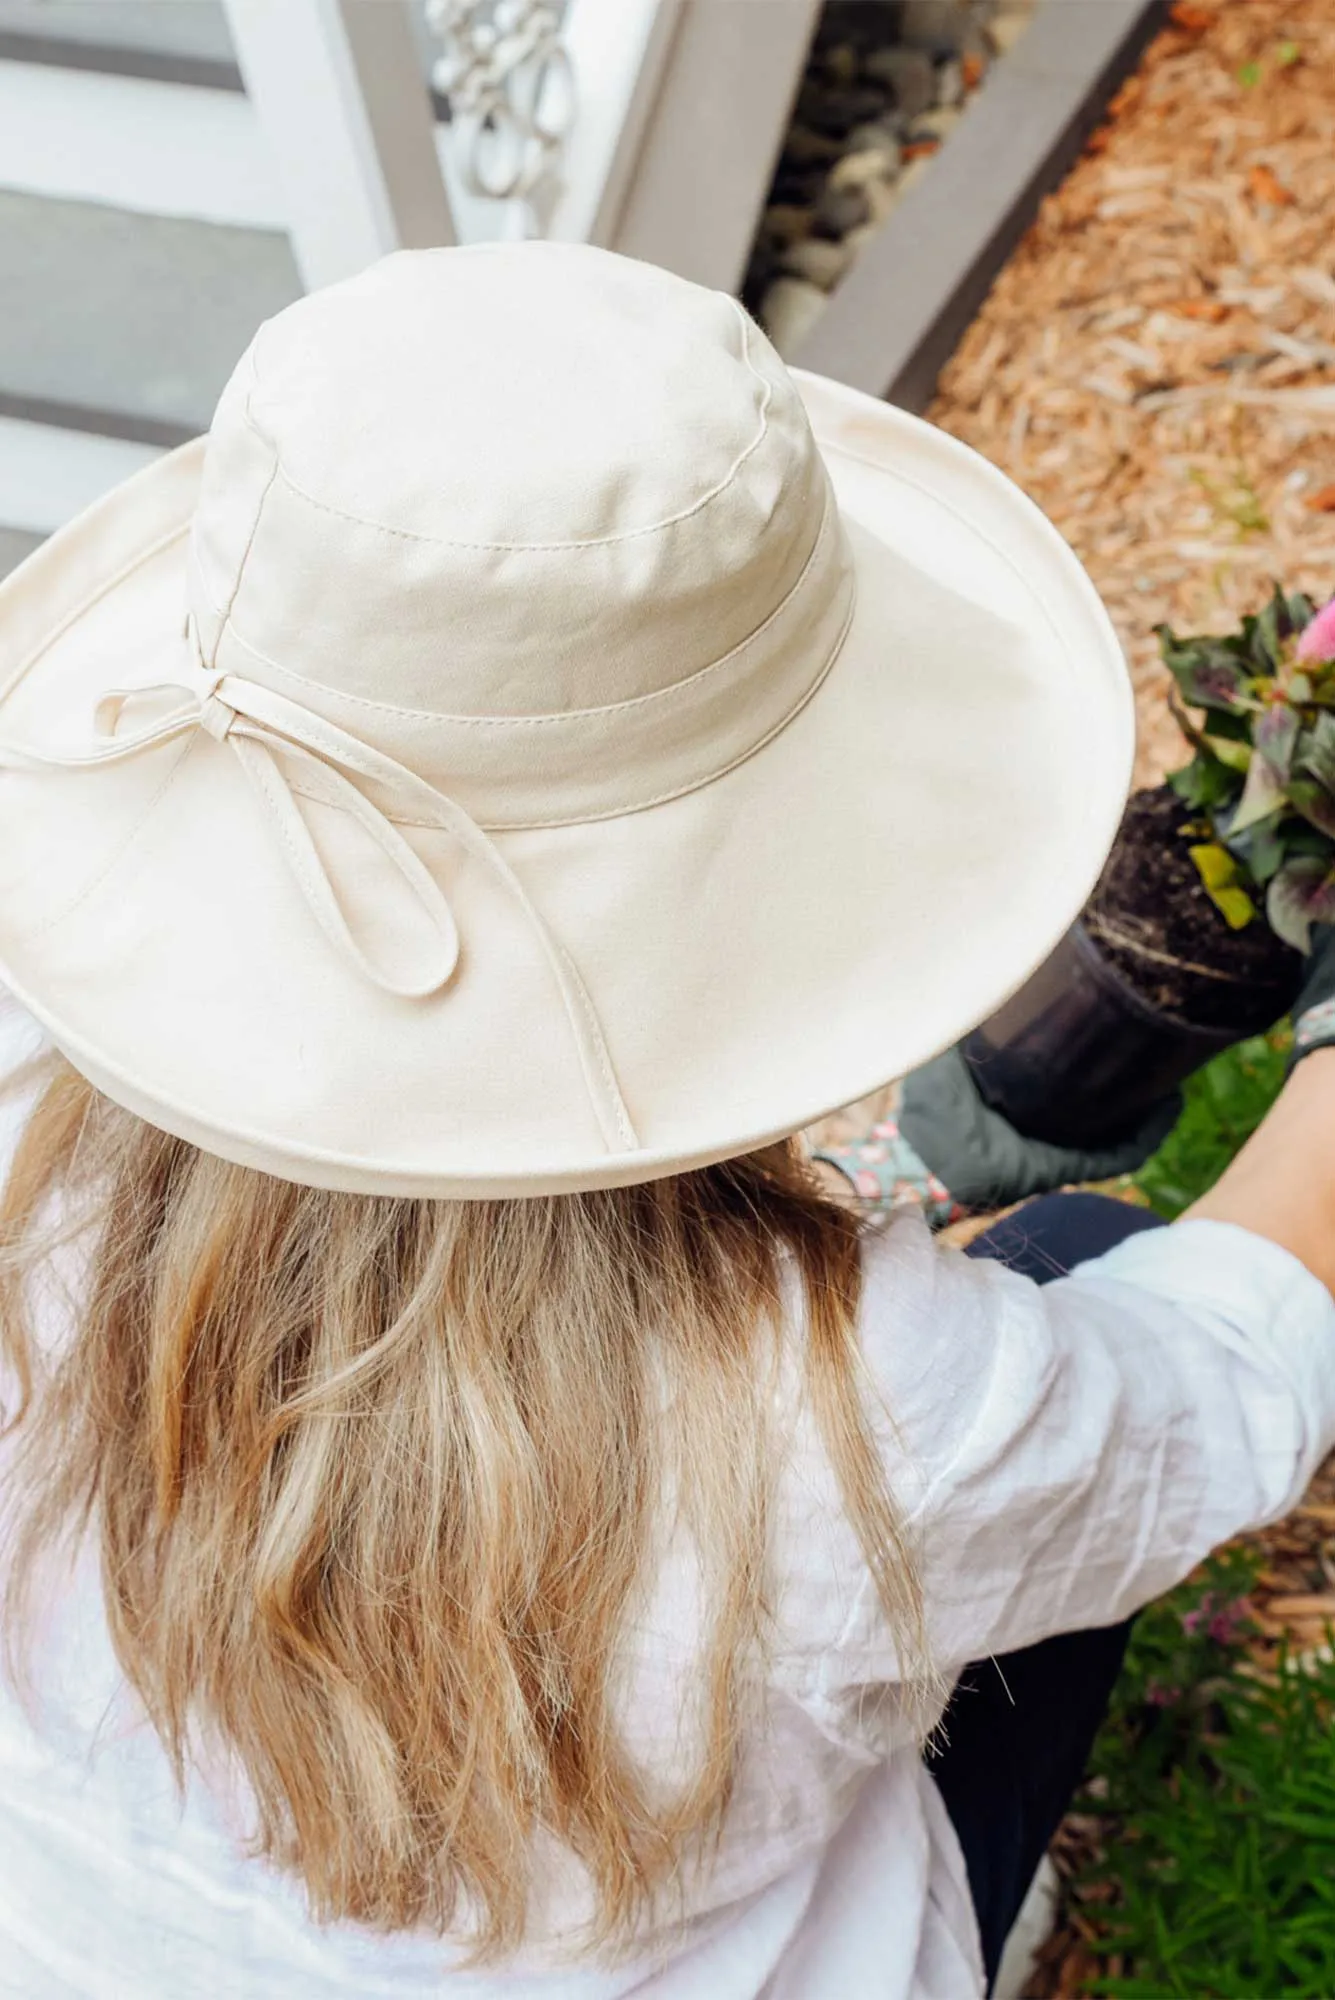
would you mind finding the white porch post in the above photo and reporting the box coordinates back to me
[223,0,455,293]
[545,0,685,249]
[608,0,821,294]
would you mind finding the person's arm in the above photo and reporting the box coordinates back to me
[839,1199,1335,1674]
[1186,1046,1335,1294]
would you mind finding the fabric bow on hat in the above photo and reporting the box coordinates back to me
[0,624,639,1157]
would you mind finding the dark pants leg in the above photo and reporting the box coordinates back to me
[926,1192,1165,1991]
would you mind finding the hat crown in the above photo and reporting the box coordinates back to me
[185,247,850,825]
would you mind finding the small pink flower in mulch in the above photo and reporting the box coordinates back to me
[1297,597,1335,663]
[1180,1593,1252,1645]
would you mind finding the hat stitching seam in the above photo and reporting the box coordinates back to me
[0,522,190,710]
[12,739,193,947]
[558,950,636,1149]
[274,577,857,833]
[211,488,838,729]
[238,299,781,553]
[207,434,281,675]
[188,338,262,649]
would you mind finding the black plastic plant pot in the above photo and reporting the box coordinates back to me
[960,785,1307,1152]
[962,921,1244,1150]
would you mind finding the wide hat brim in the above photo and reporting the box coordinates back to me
[0,371,1132,1196]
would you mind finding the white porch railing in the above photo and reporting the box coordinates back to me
[222,0,819,295]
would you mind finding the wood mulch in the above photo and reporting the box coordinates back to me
[920,2,1335,1989]
[930,0,1335,789]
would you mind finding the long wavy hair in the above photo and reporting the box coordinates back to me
[0,1052,929,1960]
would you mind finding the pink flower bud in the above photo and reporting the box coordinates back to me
[1297,596,1335,663]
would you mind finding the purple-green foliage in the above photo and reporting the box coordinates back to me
[1163,584,1335,952]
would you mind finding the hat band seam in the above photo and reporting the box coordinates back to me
[212,486,840,732]
[275,573,856,834]
[244,300,783,554]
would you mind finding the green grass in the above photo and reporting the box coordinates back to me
[1067,1025,1335,1996]
[1074,1560,1335,1999]
[1130,1026,1290,1220]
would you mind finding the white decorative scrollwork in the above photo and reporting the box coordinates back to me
[425,0,575,204]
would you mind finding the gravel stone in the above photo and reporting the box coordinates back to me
[821,40,859,85]
[783,123,844,166]
[910,105,963,141]
[781,235,854,290]
[760,276,827,354]
[797,82,893,137]
[900,0,986,60]
[769,164,826,207]
[828,146,899,195]
[743,0,1034,347]
[814,181,872,237]
[846,117,906,155]
[816,1,903,54]
[762,202,815,245]
[862,44,936,120]
[935,56,965,108]
[865,176,905,225]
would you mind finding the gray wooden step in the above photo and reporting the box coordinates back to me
[0,1,446,97]
[0,189,300,443]
[0,0,238,86]
[0,526,42,580]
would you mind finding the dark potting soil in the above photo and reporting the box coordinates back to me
[1084,784,1303,1032]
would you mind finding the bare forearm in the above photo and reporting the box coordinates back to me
[1186,1047,1335,1295]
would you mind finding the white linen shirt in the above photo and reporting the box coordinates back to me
[2,998,1335,2000]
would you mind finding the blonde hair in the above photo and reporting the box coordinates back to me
[0,1056,928,1959]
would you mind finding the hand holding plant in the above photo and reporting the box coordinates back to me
[1164,586,1335,953]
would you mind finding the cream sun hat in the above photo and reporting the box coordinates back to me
[0,243,1132,1197]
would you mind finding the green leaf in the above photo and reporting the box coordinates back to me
[1285,774,1335,838]
[1188,844,1257,926]
[1229,745,1285,830]
[1289,589,1317,633]
[1169,752,1239,813]
[1306,661,1335,707]
[1252,586,1289,672]
[1157,628,1255,713]
[1297,709,1335,792]
[1188,840,1238,890]
[1267,856,1335,953]
[1277,38,1301,65]
[1226,816,1286,884]
[1204,734,1252,773]
[1212,884,1258,929]
[1255,698,1300,777]
[1238,58,1262,87]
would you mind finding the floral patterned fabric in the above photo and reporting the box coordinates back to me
[812,1117,967,1230]
[1293,995,1335,1056]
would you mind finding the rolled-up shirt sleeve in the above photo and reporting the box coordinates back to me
[853,1216,1335,1672]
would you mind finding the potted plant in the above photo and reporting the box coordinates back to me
[961,587,1335,1149]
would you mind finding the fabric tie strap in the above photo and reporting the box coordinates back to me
[0,640,639,1157]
